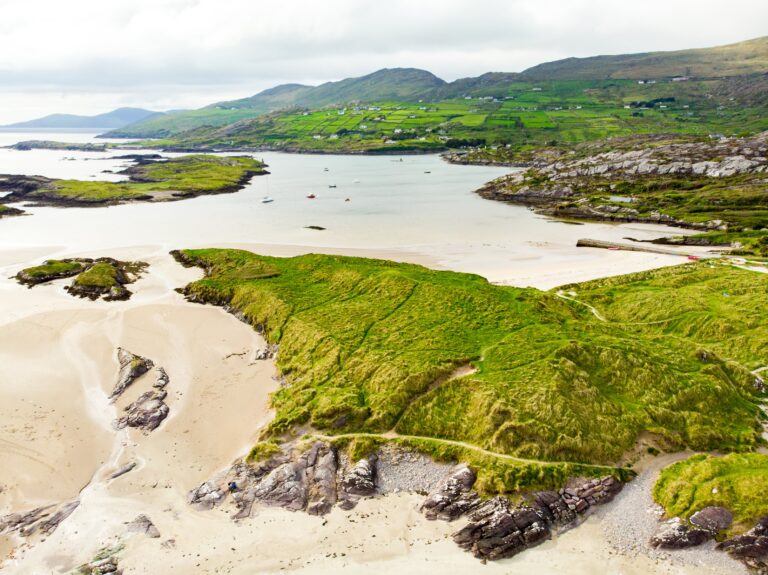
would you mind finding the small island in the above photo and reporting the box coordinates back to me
[0,154,266,208]
[16,257,148,301]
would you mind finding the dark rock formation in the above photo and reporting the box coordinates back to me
[690,506,734,533]
[111,348,154,399]
[719,517,768,573]
[338,454,377,510]
[190,441,624,563]
[0,500,79,537]
[125,514,161,538]
[153,367,169,388]
[115,388,169,432]
[79,556,121,575]
[421,465,480,521]
[190,442,381,519]
[650,518,712,549]
[188,481,226,510]
[109,461,137,480]
[450,476,622,561]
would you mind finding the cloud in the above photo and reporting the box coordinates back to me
[0,0,766,122]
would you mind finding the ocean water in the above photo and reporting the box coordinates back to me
[0,131,695,286]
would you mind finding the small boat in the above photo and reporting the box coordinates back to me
[353,179,360,183]
[608,246,621,251]
[261,196,274,203]
[424,171,431,174]
[687,255,700,261]
[307,194,316,199]
[345,198,351,202]
[323,168,329,172]
[328,184,337,188]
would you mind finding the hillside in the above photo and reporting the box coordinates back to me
[522,36,768,80]
[104,36,768,140]
[106,69,446,138]
[2,107,160,130]
[174,249,765,477]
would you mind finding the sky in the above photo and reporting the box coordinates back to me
[0,0,766,123]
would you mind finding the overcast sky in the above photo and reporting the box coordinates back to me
[0,0,766,123]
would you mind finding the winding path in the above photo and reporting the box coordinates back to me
[311,431,620,472]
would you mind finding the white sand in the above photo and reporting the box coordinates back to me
[0,243,741,574]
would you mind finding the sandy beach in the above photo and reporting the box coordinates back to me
[0,241,746,574]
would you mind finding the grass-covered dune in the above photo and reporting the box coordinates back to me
[0,155,265,207]
[654,453,768,534]
[174,249,766,469]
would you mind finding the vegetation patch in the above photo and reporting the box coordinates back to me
[0,204,25,218]
[17,257,147,301]
[0,155,265,207]
[654,453,768,534]
[175,249,766,472]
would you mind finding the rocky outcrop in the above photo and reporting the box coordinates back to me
[111,348,154,399]
[450,475,622,561]
[691,506,733,533]
[650,517,713,549]
[189,442,380,519]
[421,465,480,520]
[651,506,733,551]
[0,499,79,537]
[719,517,768,573]
[114,365,169,431]
[115,388,169,431]
[125,514,161,538]
[109,461,137,480]
[338,454,377,510]
[190,441,626,563]
[474,131,768,233]
[78,556,121,575]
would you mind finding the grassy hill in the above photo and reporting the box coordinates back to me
[522,36,768,80]
[104,36,768,141]
[152,77,768,153]
[174,250,765,481]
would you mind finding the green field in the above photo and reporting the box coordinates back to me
[173,249,766,493]
[150,78,768,153]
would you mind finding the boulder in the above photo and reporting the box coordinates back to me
[421,465,480,521]
[690,506,733,533]
[125,514,161,538]
[718,516,768,572]
[650,517,712,549]
[111,348,154,399]
[115,389,169,432]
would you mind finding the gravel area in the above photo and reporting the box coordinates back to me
[374,444,454,495]
[596,454,748,575]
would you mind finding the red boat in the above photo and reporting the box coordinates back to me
[687,255,700,261]
[307,194,316,199]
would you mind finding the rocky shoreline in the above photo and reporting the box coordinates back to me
[187,439,624,562]
[470,131,768,244]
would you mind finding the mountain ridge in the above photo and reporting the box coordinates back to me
[104,35,768,138]
[3,107,162,130]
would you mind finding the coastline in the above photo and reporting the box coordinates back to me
[0,242,746,574]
